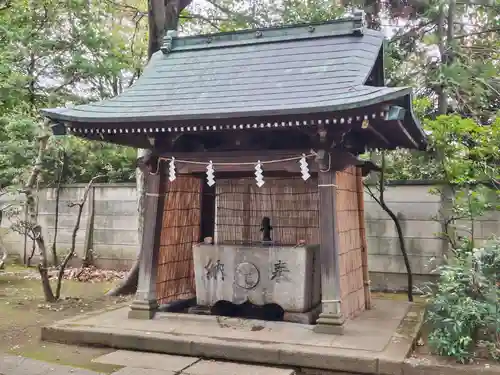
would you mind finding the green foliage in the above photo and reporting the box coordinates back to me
[1,0,349,188]
[51,137,136,184]
[1,0,498,186]
[0,111,136,187]
[383,149,442,181]
[425,115,500,185]
[423,114,499,246]
[278,0,345,24]
[0,111,40,187]
[425,237,500,363]
[384,110,500,182]
[386,1,499,119]
[420,114,500,362]
[0,0,147,187]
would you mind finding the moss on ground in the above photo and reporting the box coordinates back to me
[0,264,130,373]
[371,291,426,304]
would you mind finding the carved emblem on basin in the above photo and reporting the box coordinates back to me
[234,262,260,289]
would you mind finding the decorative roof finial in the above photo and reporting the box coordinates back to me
[352,9,366,36]
[161,30,177,54]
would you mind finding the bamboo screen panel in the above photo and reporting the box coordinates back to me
[156,175,201,304]
[336,166,365,319]
[215,177,319,246]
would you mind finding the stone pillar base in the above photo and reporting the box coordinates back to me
[128,299,159,320]
[313,313,346,335]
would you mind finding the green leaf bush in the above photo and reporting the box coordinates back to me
[426,237,500,363]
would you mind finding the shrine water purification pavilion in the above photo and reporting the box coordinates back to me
[41,11,426,335]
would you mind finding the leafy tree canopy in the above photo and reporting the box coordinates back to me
[0,0,498,187]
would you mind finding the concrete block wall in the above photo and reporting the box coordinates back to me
[364,183,500,291]
[1,182,499,290]
[0,183,139,270]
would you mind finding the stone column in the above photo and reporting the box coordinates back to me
[128,170,164,319]
[314,164,345,334]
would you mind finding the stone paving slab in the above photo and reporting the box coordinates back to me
[94,350,199,371]
[0,354,26,374]
[184,360,296,375]
[1,353,295,375]
[0,354,102,375]
[111,368,176,375]
[96,351,296,375]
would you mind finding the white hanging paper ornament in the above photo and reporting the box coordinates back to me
[299,154,311,181]
[206,160,215,186]
[168,157,176,182]
[255,161,265,187]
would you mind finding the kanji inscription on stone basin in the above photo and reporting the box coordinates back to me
[271,260,290,282]
[193,244,321,313]
[205,259,225,280]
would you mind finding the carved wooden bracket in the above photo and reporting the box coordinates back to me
[315,149,329,170]
[315,148,369,172]
[137,150,160,174]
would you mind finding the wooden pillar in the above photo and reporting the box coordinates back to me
[129,170,164,319]
[314,157,345,334]
[356,167,372,310]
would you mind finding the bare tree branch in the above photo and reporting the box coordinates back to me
[204,0,264,27]
[55,175,104,299]
[179,13,224,30]
[103,0,147,17]
[454,26,500,39]
[130,13,145,56]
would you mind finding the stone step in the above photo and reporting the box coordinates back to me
[95,350,296,375]
[95,350,198,372]
[179,359,297,375]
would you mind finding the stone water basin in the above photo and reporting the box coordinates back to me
[192,243,320,314]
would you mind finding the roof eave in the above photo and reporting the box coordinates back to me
[403,92,427,150]
[40,87,413,125]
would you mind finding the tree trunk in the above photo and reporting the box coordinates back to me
[364,153,414,302]
[106,149,147,296]
[106,0,191,297]
[436,0,456,116]
[23,203,28,265]
[147,0,166,57]
[0,210,6,270]
[38,263,56,302]
[0,250,6,270]
[51,151,66,267]
[106,258,140,296]
[24,127,56,302]
[82,185,95,268]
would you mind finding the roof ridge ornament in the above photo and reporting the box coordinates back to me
[352,9,366,36]
[161,30,177,54]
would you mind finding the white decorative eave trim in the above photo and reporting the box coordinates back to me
[67,111,387,135]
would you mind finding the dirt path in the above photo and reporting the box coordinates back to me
[0,265,131,373]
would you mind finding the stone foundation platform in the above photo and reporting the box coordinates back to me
[41,299,424,375]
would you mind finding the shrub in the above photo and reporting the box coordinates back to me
[425,237,500,363]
